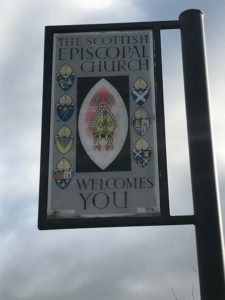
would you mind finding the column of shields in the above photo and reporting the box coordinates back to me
[131,78,152,168]
[53,64,75,189]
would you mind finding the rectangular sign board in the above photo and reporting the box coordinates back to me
[38,22,169,229]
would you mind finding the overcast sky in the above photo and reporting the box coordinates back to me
[0,1,224,300]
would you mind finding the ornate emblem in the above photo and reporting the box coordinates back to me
[78,78,128,170]
[132,107,151,136]
[133,138,152,167]
[55,125,74,154]
[56,94,74,122]
[88,94,118,150]
[53,158,74,189]
[56,64,75,91]
[131,78,150,105]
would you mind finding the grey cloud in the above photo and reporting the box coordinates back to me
[1,225,199,300]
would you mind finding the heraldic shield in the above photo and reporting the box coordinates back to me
[78,78,128,170]
[56,94,74,122]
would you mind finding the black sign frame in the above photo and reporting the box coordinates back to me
[38,20,192,230]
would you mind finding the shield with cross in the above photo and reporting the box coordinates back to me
[131,78,150,105]
[132,138,152,168]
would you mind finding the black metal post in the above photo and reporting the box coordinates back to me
[179,9,225,300]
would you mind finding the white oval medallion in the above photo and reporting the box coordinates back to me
[78,78,128,170]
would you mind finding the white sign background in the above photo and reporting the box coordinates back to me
[47,30,160,219]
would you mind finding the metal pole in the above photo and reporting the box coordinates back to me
[179,9,225,300]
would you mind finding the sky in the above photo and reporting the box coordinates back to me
[0,1,224,300]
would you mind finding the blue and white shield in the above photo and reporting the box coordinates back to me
[132,138,152,168]
[56,64,75,91]
[56,94,74,122]
[131,78,150,105]
[57,104,74,121]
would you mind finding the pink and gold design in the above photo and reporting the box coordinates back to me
[78,78,128,170]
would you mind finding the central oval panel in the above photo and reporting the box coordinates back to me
[78,78,128,170]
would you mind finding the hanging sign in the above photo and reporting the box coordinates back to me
[38,23,168,229]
